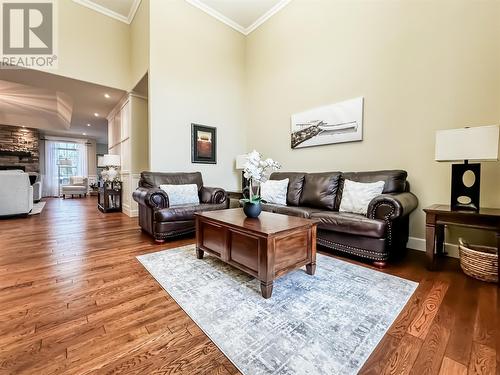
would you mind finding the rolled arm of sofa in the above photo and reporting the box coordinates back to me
[200,186,229,205]
[133,187,170,209]
[367,192,418,221]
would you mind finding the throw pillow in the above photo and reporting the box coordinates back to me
[159,184,200,206]
[260,178,289,205]
[339,179,385,215]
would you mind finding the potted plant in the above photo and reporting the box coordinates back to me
[242,150,281,218]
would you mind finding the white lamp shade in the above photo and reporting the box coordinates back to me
[98,154,121,167]
[235,154,248,170]
[435,125,499,162]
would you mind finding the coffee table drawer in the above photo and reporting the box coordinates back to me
[229,231,259,272]
[200,222,224,255]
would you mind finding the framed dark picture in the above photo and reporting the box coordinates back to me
[191,123,217,164]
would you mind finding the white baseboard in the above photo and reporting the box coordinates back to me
[122,206,138,217]
[407,236,459,258]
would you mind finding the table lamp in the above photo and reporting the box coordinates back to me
[435,125,499,211]
[235,154,249,191]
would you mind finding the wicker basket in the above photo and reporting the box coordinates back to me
[458,238,498,283]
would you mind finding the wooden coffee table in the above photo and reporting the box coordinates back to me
[195,208,317,298]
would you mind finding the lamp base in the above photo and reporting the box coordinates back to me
[450,162,480,211]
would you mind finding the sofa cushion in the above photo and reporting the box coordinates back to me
[261,178,289,205]
[339,179,385,215]
[269,172,305,206]
[261,202,323,218]
[342,170,407,194]
[335,170,408,210]
[299,172,341,210]
[159,184,200,206]
[140,171,204,190]
[155,202,227,222]
[311,211,386,238]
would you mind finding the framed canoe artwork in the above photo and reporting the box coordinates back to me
[191,123,217,164]
[291,97,364,149]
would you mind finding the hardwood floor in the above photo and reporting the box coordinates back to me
[0,197,497,374]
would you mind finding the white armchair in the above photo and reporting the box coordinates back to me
[0,170,33,217]
[61,176,88,198]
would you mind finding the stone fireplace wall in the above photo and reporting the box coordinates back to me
[0,125,40,173]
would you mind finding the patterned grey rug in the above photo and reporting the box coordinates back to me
[137,245,417,375]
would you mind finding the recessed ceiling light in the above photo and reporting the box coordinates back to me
[82,133,87,136]
[94,113,99,117]
[87,123,91,127]
[104,93,110,99]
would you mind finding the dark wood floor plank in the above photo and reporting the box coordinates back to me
[438,356,467,375]
[473,286,498,348]
[469,342,497,375]
[388,278,435,339]
[409,308,451,375]
[0,197,497,374]
[359,334,401,375]
[382,333,423,375]
[407,280,449,339]
[444,276,481,366]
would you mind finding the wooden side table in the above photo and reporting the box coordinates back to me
[98,181,122,213]
[424,204,500,284]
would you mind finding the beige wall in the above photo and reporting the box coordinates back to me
[130,0,150,90]
[149,0,247,190]
[245,0,500,243]
[130,95,149,173]
[54,1,131,90]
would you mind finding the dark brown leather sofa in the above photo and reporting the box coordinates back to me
[133,172,229,242]
[255,170,418,267]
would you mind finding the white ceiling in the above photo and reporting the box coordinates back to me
[0,69,126,144]
[200,0,282,28]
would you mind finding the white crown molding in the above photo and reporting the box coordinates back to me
[72,0,142,25]
[127,0,142,23]
[245,0,291,35]
[185,0,246,34]
[185,0,291,36]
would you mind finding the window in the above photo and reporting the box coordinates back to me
[56,142,81,188]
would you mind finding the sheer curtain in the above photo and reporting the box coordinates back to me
[43,140,59,197]
[75,143,88,177]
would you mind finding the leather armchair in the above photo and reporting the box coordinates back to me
[133,172,229,242]
[134,187,170,210]
[200,187,228,204]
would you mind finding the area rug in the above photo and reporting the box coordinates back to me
[137,245,417,375]
[29,201,46,215]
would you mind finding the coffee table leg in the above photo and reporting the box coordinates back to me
[260,281,273,299]
[196,247,204,259]
[306,262,316,275]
